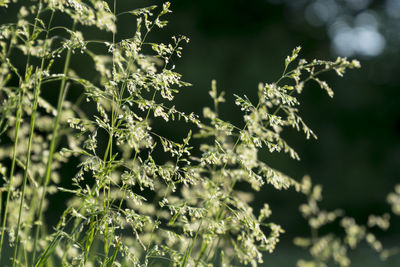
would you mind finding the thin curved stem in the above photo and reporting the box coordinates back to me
[0,0,45,263]
[13,7,55,267]
[32,19,77,265]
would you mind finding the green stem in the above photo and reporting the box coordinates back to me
[100,1,118,263]
[0,89,23,260]
[0,1,44,263]
[107,237,121,267]
[181,219,203,267]
[32,20,76,265]
[206,237,221,264]
[12,8,54,267]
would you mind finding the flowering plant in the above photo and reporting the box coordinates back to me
[0,1,398,266]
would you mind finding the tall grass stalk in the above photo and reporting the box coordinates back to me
[13,7,55,267]
[0,90,23,262]
[0,1,45,262]
[32,20,76,264]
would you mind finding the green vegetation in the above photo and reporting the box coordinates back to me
[0,1,399,266]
